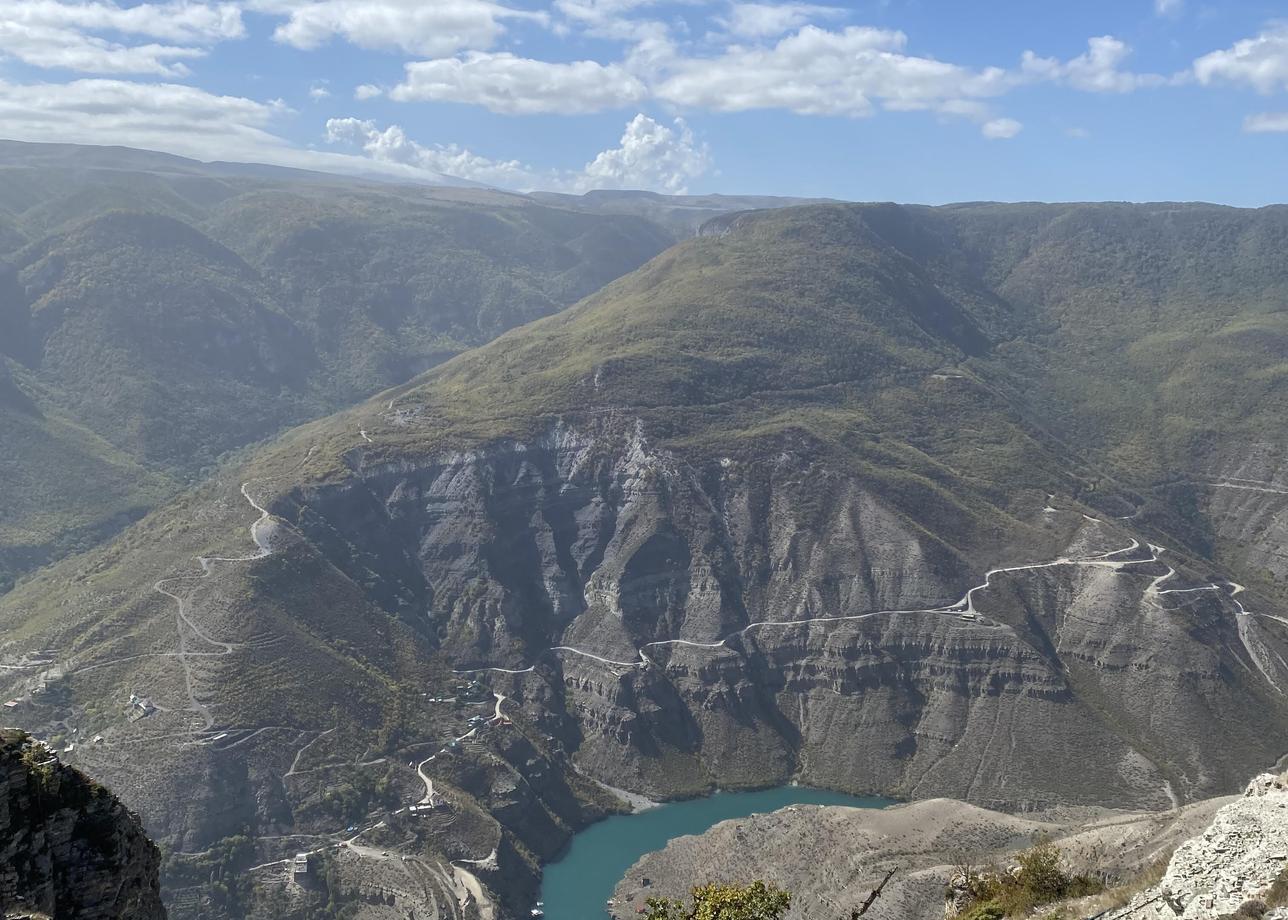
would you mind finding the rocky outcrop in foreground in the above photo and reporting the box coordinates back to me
[1124,773,1288,920]
[0,729,165,919]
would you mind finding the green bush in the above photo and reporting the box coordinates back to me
[958,903,1005,920]
[952,840,1104,918]
[643,881,791,920]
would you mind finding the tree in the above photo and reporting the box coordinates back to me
[642,882,791,920]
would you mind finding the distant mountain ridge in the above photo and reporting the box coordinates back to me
[0,137,466,187]
[532,188,839,236]
[0,143,682,588]
[0,140,837,591]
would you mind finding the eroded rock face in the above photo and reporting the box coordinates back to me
[286,419,1288,812]
[0,729,165,919]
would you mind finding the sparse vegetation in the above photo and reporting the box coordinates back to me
[952,839,1105,919]
[1057,849,1173,917]
[316,765,401,824]
[642,881,792,920]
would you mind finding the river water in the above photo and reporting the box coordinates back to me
[538,786,893,920]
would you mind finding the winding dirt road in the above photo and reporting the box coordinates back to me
[150,482,276,731]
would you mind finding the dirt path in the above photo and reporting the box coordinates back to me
[460,526,1165,676]
[149,482,276,730]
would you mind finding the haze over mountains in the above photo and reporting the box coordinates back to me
[2,142,1288,919]
[0,141,721,591]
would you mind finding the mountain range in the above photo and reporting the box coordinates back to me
[0,143,1286,919]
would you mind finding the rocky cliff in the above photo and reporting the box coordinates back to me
[280,416,1288,810]
[0,728,165,919]
[1122,773,1288,920]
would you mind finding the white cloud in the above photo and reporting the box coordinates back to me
[1065,125,1090,138]
[0,23,204,74]
[653,25,1018,117]
[388,51,648,113]
[254,0,544,57]
[308,81,330,99]
[1194,26,1288,93]
[1,0,243,42]
[381,23,1184,130]
[353,83,381,99]
[1155,0,1182,16]
[582,114,710,192]
[0,76,469,183]
[553,0,663,32]
[0,77,285,156]
[325,112,712,193]
[325,116,537,186]
[1244,111,1288,132]
[360,25,1174,126]
[549,0,683,77]
[981,117,1021,139]
[717,2,844,40]
[1023,36,1164,93]
[0,0,243,75]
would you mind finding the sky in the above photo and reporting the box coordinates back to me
[1,0,1287,203]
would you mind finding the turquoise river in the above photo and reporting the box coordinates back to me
[538,786,893,919]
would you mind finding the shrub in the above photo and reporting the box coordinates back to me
[951,839,1104,918]
[642,881,791,920]
[958,902,1006,920]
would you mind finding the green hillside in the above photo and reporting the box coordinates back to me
[215,201,1288,632]
[0,147,677,585]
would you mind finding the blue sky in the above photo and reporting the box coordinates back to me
[0,0,1286,203]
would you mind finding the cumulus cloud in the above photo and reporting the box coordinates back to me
[981,117,1022,139]
[375,21,1167,132]
[253,0,544,57]
[325,116,536,186]
[1022,36,1164,93]
[0,0,243,75]
[387,51,648,113]
[653,25,1018,117]
[1155,0,1182,16]
[582,114,711,192]
[1194,26,1288,93]
[325,112,711,193]
[1244,111,1288,132]
[289,11,1177,136]
[717,2,844,40]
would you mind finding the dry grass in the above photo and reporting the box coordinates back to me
[1034,849,1173,919]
